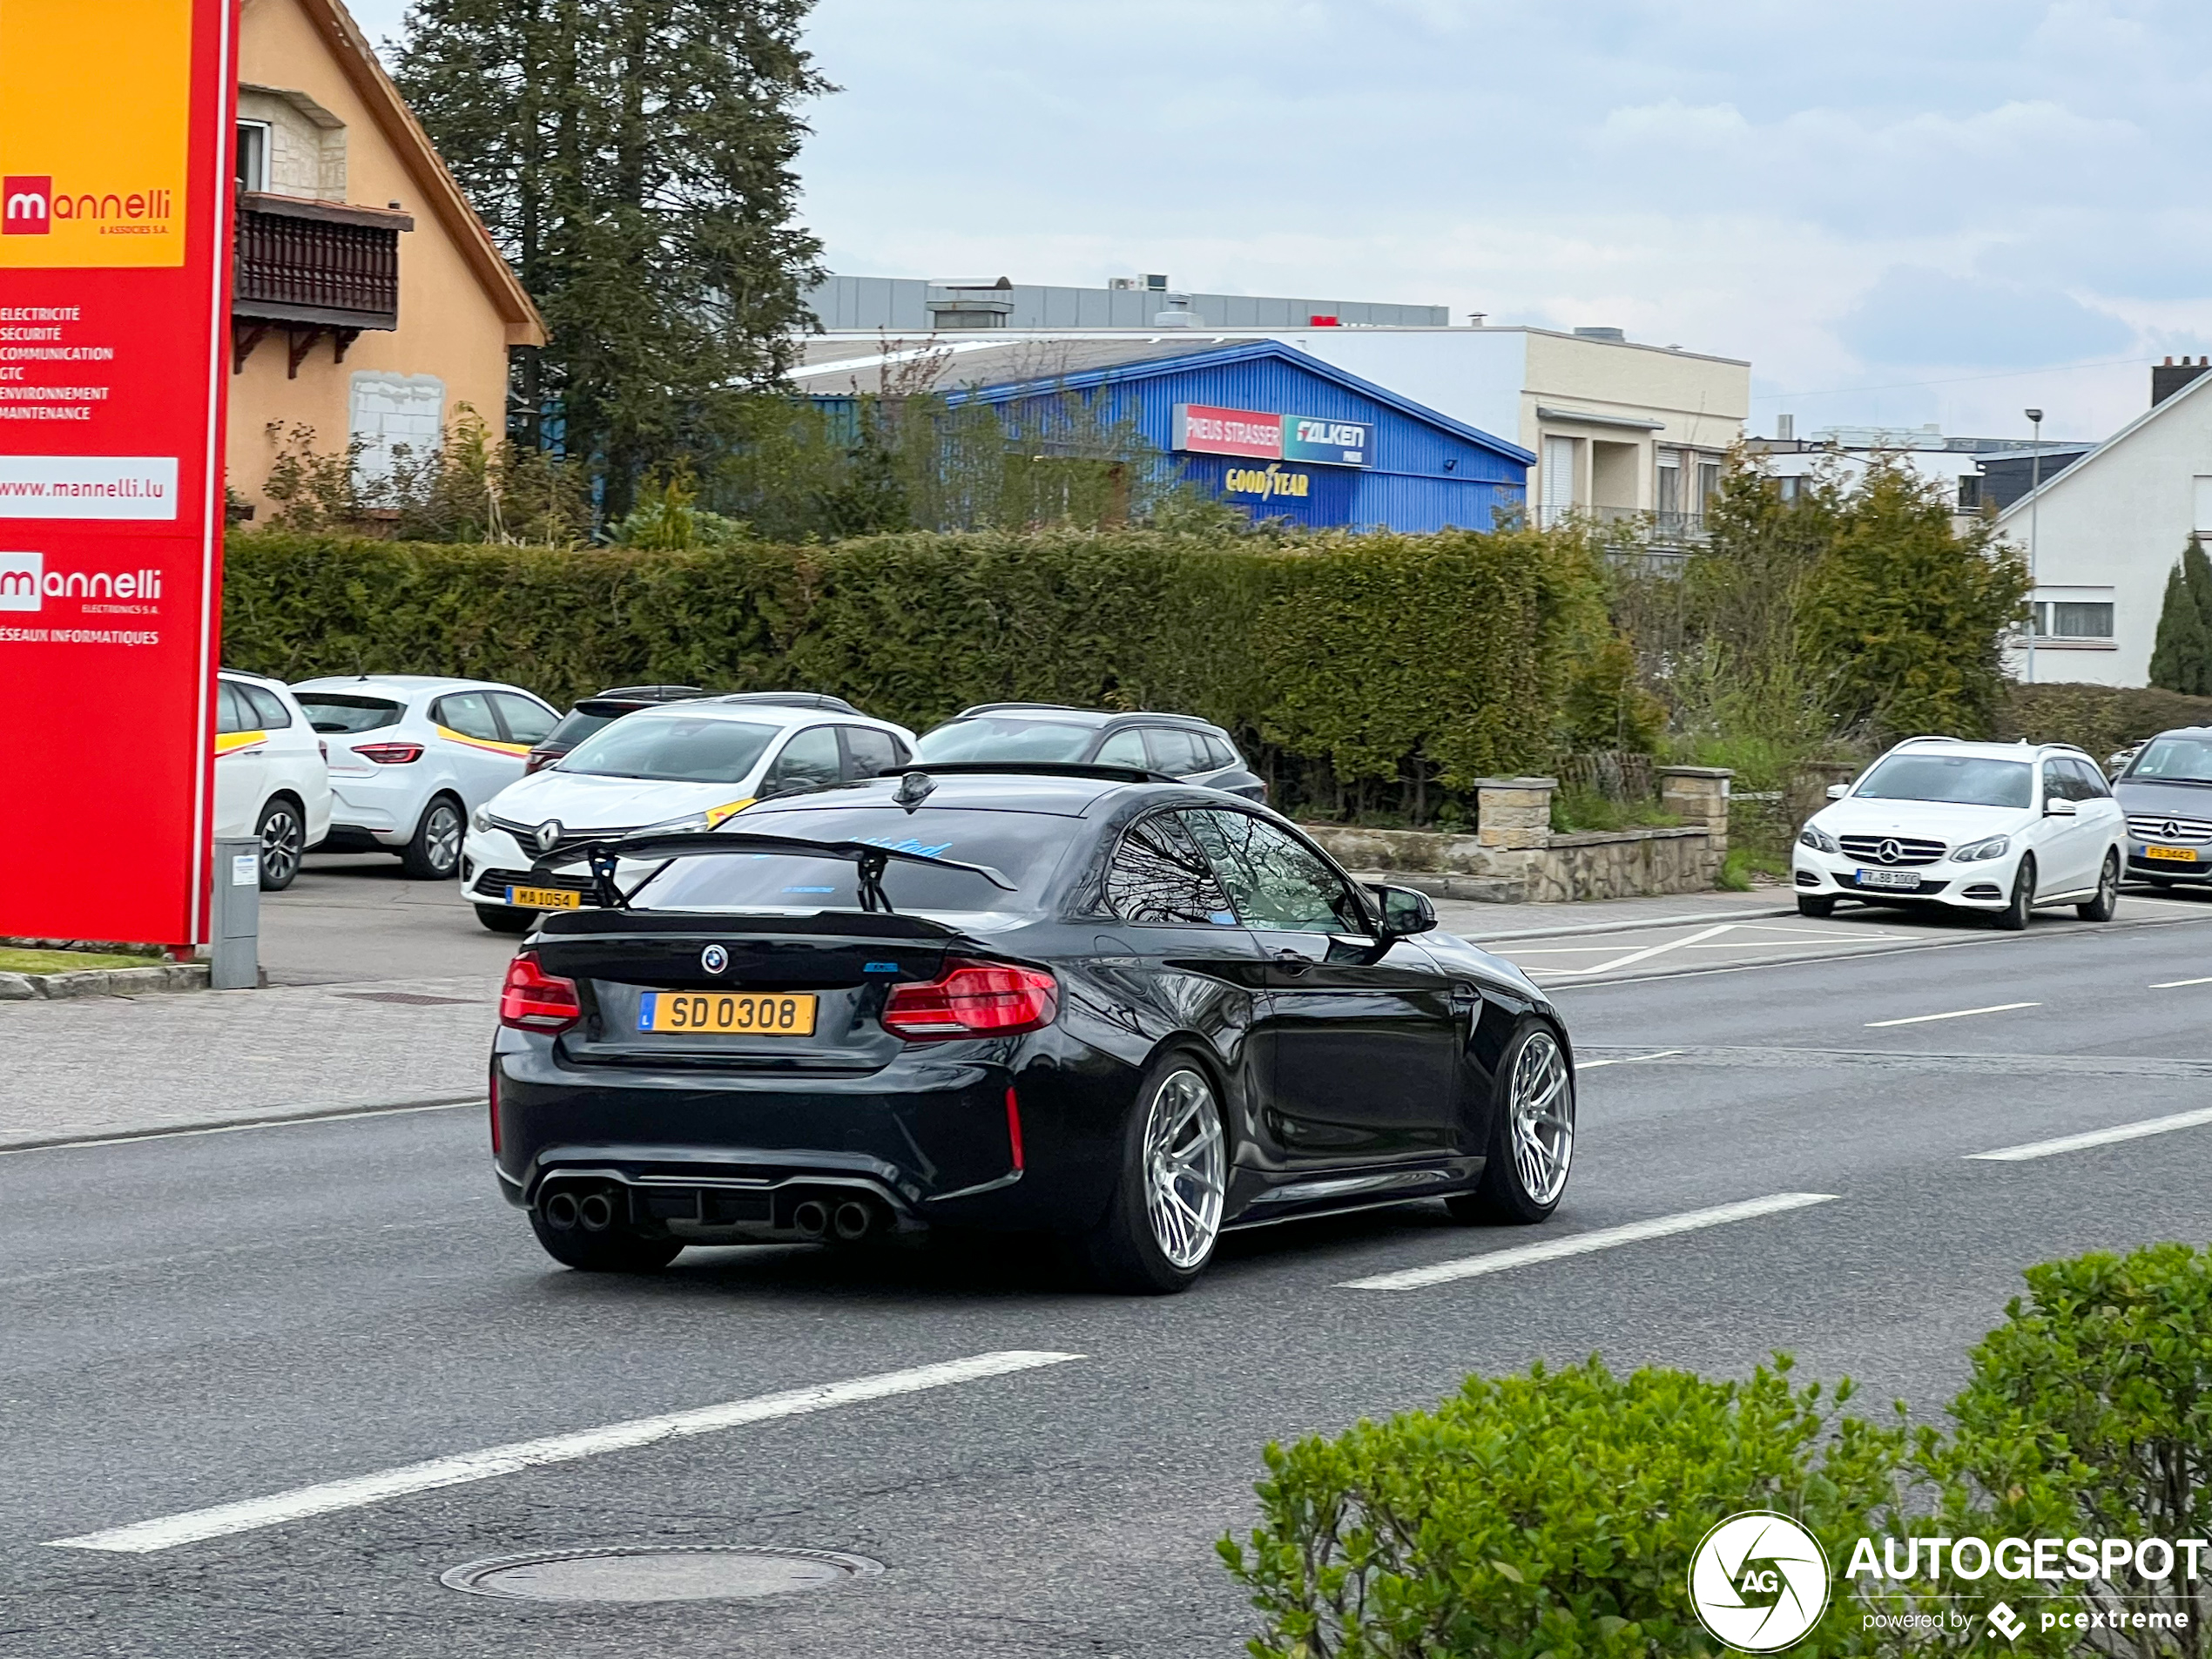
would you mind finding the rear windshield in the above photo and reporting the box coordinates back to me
[1855,754,2033,808]
[2129,736,2212,785]
[633,806,1071,914]
[559,716,777,784]
[544,708,618,750]
[914,718,1095,764]
[297,693,402,734]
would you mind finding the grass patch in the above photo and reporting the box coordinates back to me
[1548,785,1681,834]
[0,948,160,974]
[1716,845,1792,892]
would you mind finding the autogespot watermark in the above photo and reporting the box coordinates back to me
[1689,1516,2202,1650]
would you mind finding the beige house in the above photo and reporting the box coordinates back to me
[227,0,544,516]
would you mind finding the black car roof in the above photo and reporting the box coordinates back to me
[948,703,1224,733]
[742,768,1235,820]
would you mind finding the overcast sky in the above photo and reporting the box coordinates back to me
[354,1,2212,444]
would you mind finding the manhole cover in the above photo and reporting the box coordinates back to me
[440,1545,883,1604]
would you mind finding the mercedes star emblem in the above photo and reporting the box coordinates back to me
[532,819,564,855]
[2165,820,2182,840]
[1878,839,1904,865]
[700,944,730,974]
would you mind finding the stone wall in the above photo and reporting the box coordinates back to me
[1300,767,1732,903]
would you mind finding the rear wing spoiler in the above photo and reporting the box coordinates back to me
[531,830,1015,914]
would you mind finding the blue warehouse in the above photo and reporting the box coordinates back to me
[793,336,1532,534]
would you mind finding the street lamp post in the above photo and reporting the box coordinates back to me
[2025,408,2043,685]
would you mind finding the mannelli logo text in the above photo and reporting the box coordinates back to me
[0,552,165,613]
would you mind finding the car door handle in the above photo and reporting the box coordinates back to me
[1271,948,1315,973]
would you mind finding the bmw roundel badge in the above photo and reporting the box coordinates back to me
[700,944,730,974]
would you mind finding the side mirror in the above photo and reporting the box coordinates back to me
[2044,796,2078,817]
[1825,783,1850,800]
[1368,883,1437,939]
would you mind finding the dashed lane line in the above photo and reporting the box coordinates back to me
[1968,1107,2212,1163]
[2150,976,2212,989]
[44,1350,1084,1554]
[1575,1049,1685,1070]
[1865,1001,2040,1028]
[1337,1193,1838,1291]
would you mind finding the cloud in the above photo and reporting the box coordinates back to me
[1835,267,2132,368]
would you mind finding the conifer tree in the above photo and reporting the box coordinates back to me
[2149,550,2212,694]
[394,0,830,517]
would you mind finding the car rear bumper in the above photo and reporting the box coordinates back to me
[490,1035,1130,1237]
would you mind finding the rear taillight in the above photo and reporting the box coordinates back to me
[354,741,425,765]
[882,961,1058,1041]
[524,749,556,774]
[500,953,581,1032]
[318,739,329,764]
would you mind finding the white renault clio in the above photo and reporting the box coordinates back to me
[292,675,562,879]
[214,670,332,891]
[460,696,916,932]
[1793,738,2125,929]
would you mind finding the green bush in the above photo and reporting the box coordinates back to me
[1919,1243,2212,1656]
[1217,1355,1905,1659]
[221,523,1605,824]
[1999,682,2212,759]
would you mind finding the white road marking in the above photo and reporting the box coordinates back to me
[1575,1049,1686,1069]
[44,1350,1082,1554]
[1338,1192,1838,1291]
[0,1097,477,1158]
[2150,976,2212,989]
[1865,1001,2040,1028]
[1525,922,1739,978]
[1968,1108,2212,1163]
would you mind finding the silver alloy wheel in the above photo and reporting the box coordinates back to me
[1141,1067,1226,1270]
[422,802,463,873]
[259,803,302,886]
[1507,1032,1575,1207]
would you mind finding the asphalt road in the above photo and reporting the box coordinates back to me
[6,897,2212,1656]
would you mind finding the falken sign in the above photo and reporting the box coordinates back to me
[1172,404,1372,468]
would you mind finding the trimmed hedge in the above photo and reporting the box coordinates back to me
[221,525,1603,803]
[1998,681,2212,759]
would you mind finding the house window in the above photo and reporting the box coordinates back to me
[2032,602,2114,639]
[1656,448,1682,516]
[348,372,446,486]
[1775,475,1804,503]
[1696,458,1722,506]
[235,120,272,192]
[1541,435,1575,524]
[1958,475,1982,510]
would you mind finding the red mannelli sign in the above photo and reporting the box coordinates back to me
[1172,403,1285,460]
[0,0,239,945]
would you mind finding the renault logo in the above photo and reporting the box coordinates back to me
[531,819,564,855]
[700,944,730,974]
[1877,839,1904,865]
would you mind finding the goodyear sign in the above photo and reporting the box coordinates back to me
[1173,403,1371,468]
[1224,465,1311,500]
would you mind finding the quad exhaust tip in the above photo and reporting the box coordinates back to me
[792,1198,831,1238]
[542,1190,579,1230]
[577,1191,616,1232]
[833,1200,875,1241]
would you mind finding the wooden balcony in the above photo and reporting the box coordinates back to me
[231,192,414,376]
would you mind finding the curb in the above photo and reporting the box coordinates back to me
[1460,904,1798,945]
[0,1092,482,1157]
[0,963,210,1001]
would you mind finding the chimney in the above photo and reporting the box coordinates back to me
[1777,414,1795,442]
[2154,354,2212,408]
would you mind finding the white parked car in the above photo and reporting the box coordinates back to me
[1793,738,2125,929]
[292,675,561,879]
[461,696,916,933]
[215,669,332,892]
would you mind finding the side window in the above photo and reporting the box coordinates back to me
[2040,759,2067,802]
[1202,733,1238,770]
[239,684,292,729]
[2067,758,2111,799]
[1108,813,1236,926]
[1145,727,1207,776]
[216,680,252,735]
[764,725,842,794]
[842,725,905,779]
[1182,809,1366,934]
[490,691,557,745]
[434,691,502,742]
[1094,728,1149,768]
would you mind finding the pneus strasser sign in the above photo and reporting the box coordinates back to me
[0,0,237,944]
[1171,403,1373,467]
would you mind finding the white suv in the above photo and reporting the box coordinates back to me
[1793,738,2125,929]
[460,697,917,932]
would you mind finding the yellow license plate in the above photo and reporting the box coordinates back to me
[640,991,818,1035]
[508,886,583,908]
[2146,845,2199,862]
